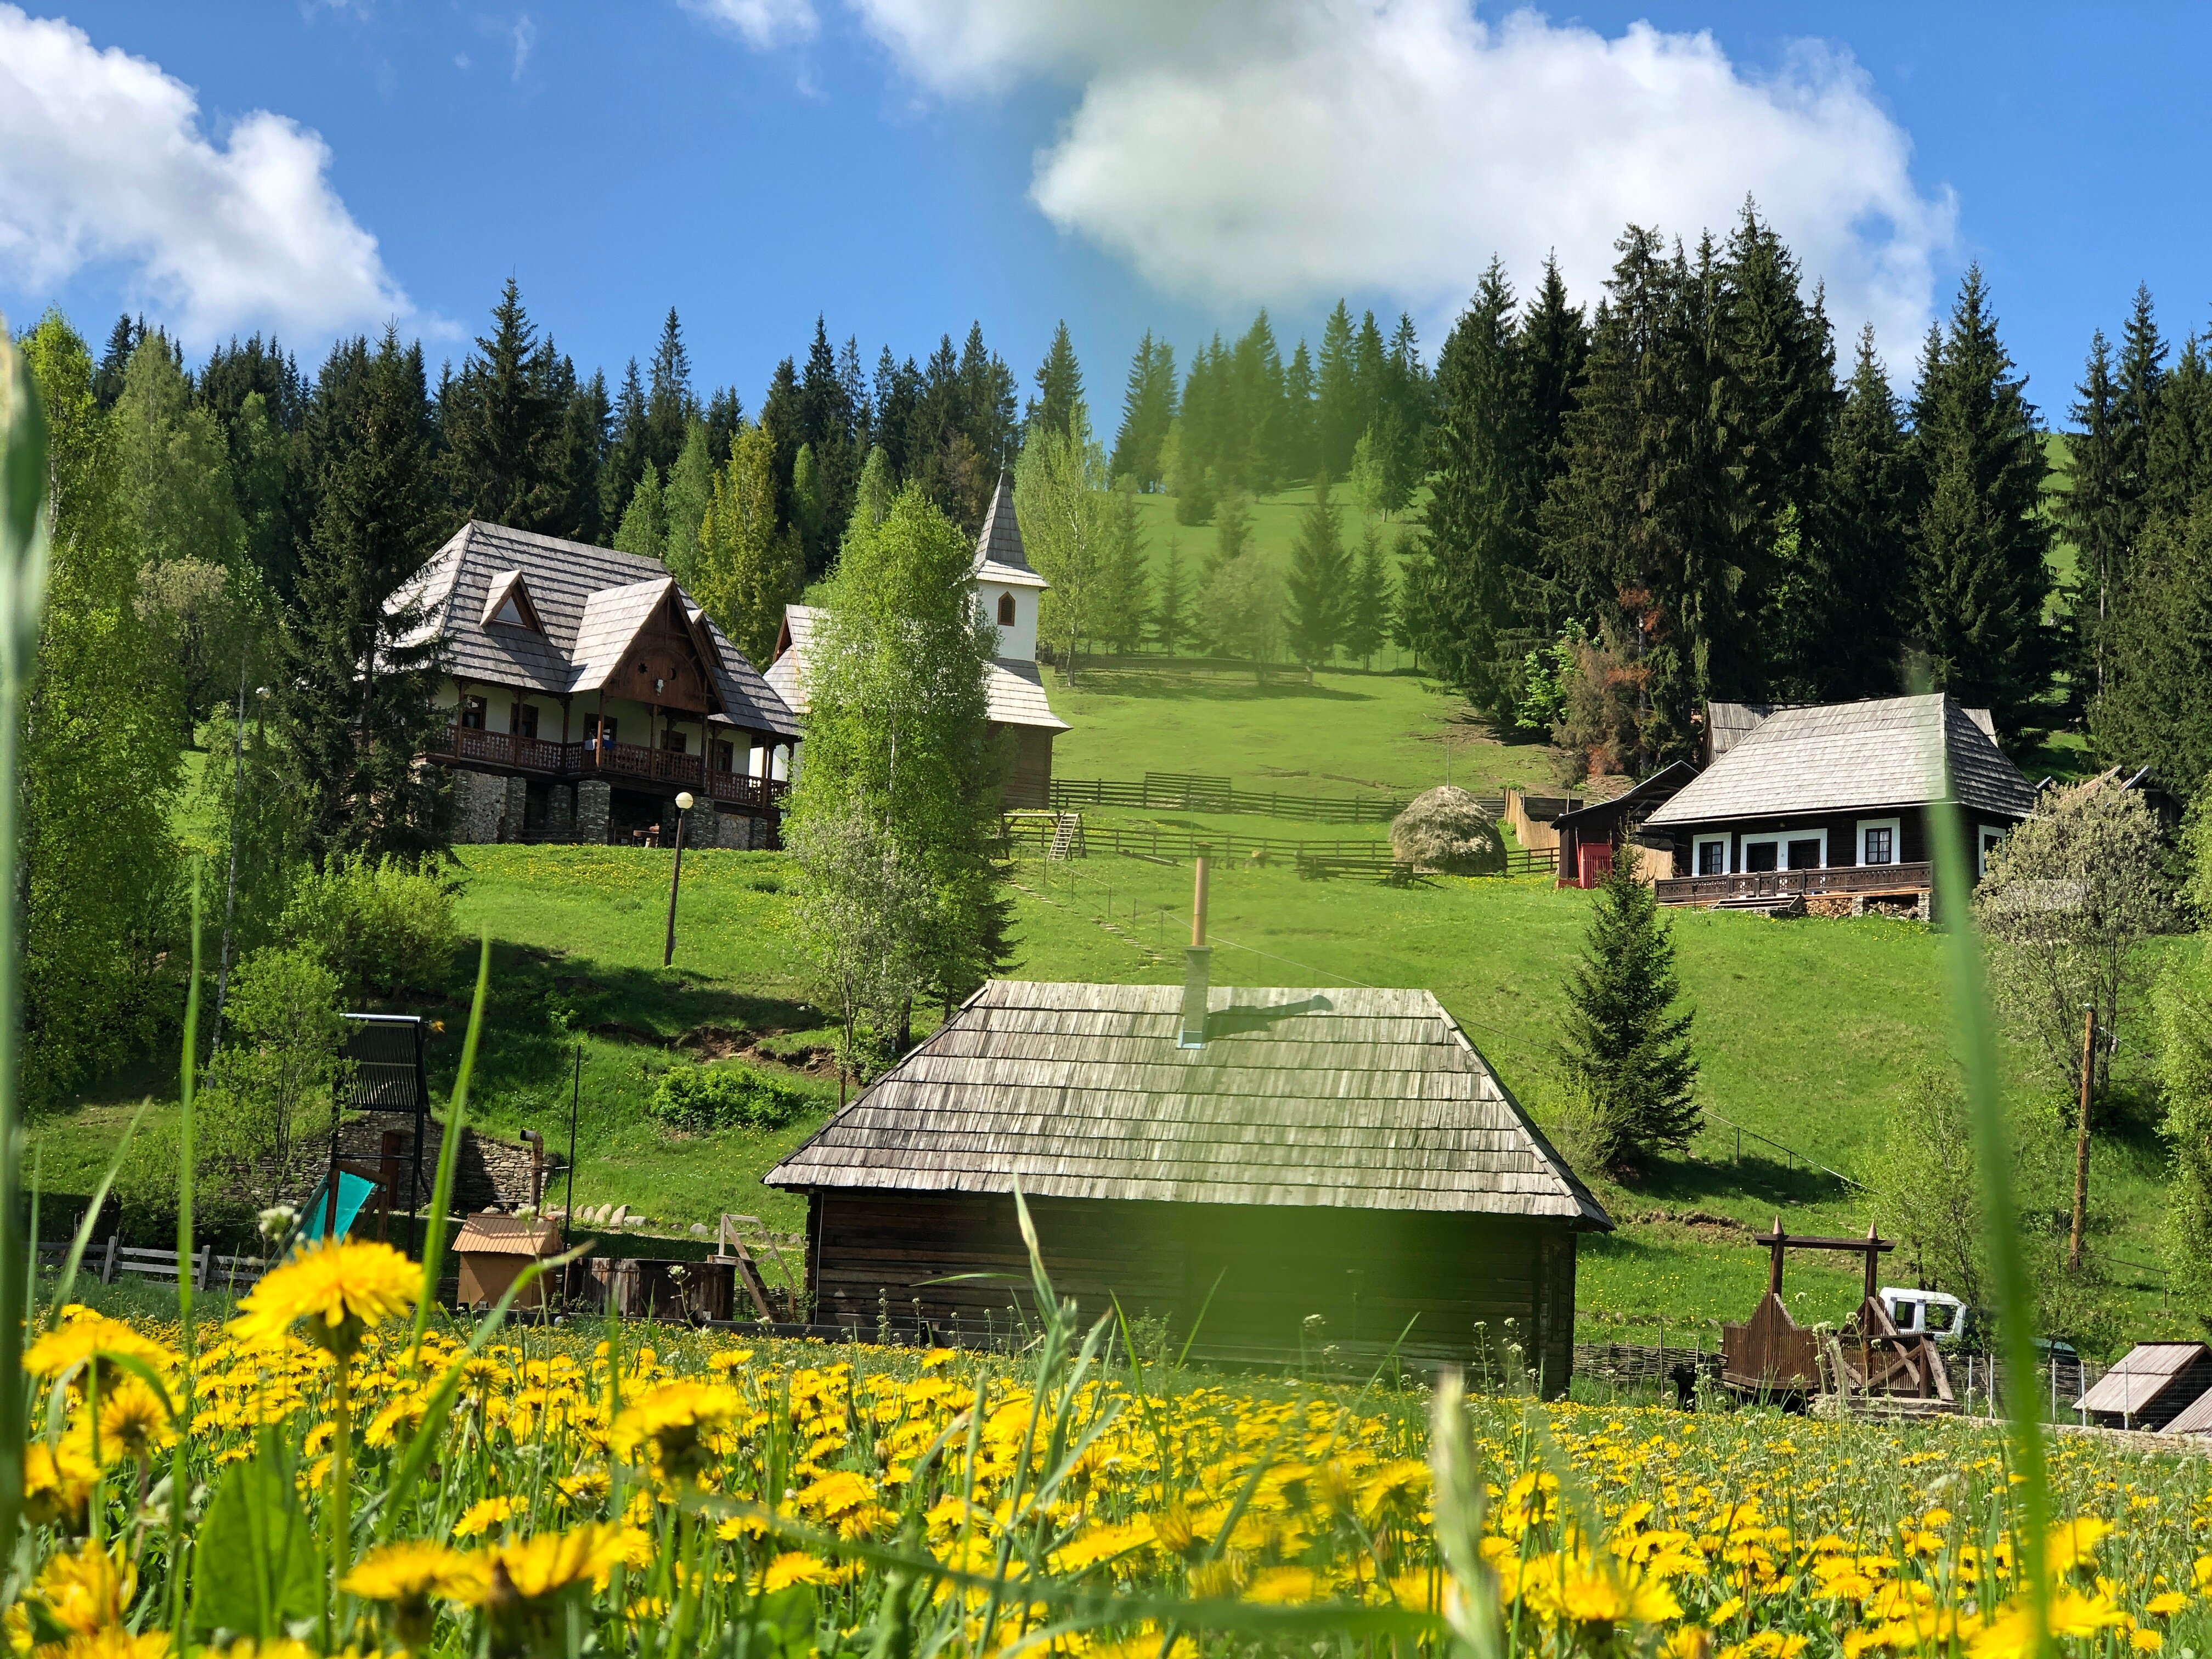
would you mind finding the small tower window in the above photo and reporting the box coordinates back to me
[997,592,1016,627]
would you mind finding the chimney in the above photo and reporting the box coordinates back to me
[1179,856,1211,1049]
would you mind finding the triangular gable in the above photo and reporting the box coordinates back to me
[568,578,725,713]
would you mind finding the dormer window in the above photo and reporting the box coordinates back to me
[997,592,1016,627]
[479,570,543,633]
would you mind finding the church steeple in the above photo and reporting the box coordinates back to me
[973,471,1029,572]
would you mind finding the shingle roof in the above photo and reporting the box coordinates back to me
[766,605,1067,732]
[766,980,1611,1225]
[973,473,1031,573]
[2078,1342,2210,1419]
[1647,695,2035,827]
[388,521,799,737]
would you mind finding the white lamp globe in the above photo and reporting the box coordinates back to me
[675,791,695,810]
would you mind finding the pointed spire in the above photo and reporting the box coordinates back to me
[975,471,1029,572]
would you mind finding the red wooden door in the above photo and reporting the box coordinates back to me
[1577,841,1614,888]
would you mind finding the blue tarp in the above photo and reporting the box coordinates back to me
[296,1170,378,1243]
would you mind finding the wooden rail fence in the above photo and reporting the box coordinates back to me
[37,1237,273,1295]
[1047,772,1506,825]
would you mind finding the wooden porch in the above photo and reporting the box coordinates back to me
[1655,861,1933,909]
[437,724,791,814]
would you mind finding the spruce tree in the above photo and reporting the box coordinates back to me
[1557,857,1700,1171]
[1282,340,1319,486]
[1811,326,1914,698]
[1211,489,1252,566]
[283,329,449,865]
[1098,484,1151,654]
[847,444,895,540]
[552,369,610,544]
[2092,500,2212,793]
[441,278,570,533]
[93,313,146,408]
[2149,334,2212,522]
[1030,320,1085,438]
[1908,267,2053,731]
[1230,311,1288,492]
[1317,301,1359,477]
[2059,330,2128,706]
[1153,534,1188,656]
[1284,473,1350,670]
[600,359,649,532]
[644,308,697,476]
[1423,261,1534,719]
[797,317,859,566]
[1109,331,1176,488]
[1344,523,1391,669]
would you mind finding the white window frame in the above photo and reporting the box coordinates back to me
[1692,833,1731,877]
[1740,827,1827,872]
[1855,817,1901,868]
[1977,823,2007,877]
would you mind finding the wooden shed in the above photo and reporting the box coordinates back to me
[453,1212,563,1310]
[2079,1342,2212,1431]
[766,978,1611,1392]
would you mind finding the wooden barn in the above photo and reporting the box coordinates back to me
[765,973,1611,1391]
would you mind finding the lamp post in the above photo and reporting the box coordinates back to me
[663,790,694,967]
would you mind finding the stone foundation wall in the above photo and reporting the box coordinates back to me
[577,779,611,845]
[544,783,574,840]
[455,770,507,843]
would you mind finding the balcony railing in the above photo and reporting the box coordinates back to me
[439,725,788,812]
[1655,861,1934,907]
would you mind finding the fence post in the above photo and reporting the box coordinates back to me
[197,1242,214,1292]
[101,1233,117,1285]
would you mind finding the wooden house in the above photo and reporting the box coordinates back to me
[1552,761,1700,889]
[2078,1342,2212,1431]
[453,1211,563,1310]
[765,975,1610,1390]
[766,475,1068,808]
[387,522,802,847]
[1641,693,2037,914]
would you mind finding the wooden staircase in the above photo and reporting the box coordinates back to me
[1047,811,1085,862]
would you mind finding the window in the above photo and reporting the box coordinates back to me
[1924,1301,1958,1335]
[512,703,539,740]
[1858,817,1900,866]
[493,596,528,627]
[1742,839,1779,873]
[713,740,736,774]
[1785,838,1823,871]
[997,592,1016,627]
[1978,825,2006,876]
[589,716,617,749]
[662,729,688,755]
[1694,836,1729,876]
[459,695,487,731]
[1742,828,1825,872]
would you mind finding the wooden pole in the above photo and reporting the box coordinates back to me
[1191,856,1209,948]
[1765,1217,1785,1296]
[2069,1004,2096,1272]
[663,797,689,967]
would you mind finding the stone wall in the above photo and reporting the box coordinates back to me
[454,770,507,843]
[544,783,574,840]
[577,779,610,844]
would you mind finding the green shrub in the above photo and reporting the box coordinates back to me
[646,1063,812,1132]
[281,853,457,1000]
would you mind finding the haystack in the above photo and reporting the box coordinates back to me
[1391,786,1507,874]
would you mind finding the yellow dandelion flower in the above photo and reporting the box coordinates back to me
[608,1380,741,1481]
[2133,1633,2165,1653]
[82,1380,173,1465]
[342,1542,484,1647]
[24,1441,98,1528]
[454,1497,516,1539]
[53,1633,168,1659]
[2147,1592,2188,1617]
[228,1240,418,1357]
[761,1554,838,1593]
[23,1314,176,1386]
[25,1543,136,1638]
[1243,1566,1320,1604]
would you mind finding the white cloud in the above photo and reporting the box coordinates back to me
[0,7,407,345]
[751,0,1957,351]
[681,0,819,50]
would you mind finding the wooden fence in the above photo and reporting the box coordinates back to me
[1002,815,1558,876]
[37,1237,274,1295]
[1047,772,1506,825]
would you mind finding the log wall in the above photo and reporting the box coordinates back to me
[805,1189,1582,1396]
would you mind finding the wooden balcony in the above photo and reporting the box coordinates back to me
[439,725,789,814]
[1655,861,1933,908]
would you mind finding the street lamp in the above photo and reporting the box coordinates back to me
[663,790,695,967]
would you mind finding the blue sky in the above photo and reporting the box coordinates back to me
[3,3,2208,430]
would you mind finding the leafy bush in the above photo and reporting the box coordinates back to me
[281,853,457,1000]
[646,1063,812,1132]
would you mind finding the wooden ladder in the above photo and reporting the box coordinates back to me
[1048,811,1083,862]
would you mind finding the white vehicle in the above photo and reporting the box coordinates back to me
[1882,1286,1970,1345]
[1884,1283,1973,1353]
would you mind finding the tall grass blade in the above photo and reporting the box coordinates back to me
[171,869,201,1647]
[1931,785,2051,1652]
[0,315,53,1568]
[410,932,490,1365]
